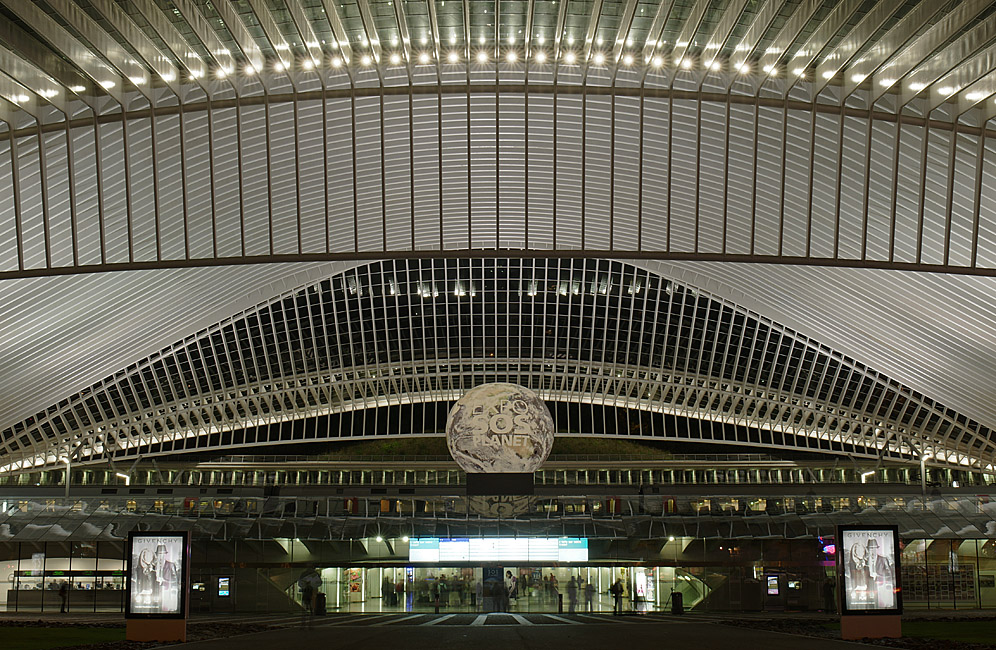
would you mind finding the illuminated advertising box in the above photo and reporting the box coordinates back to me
[408,537,589,562]
[838,525,902,614]
[126,531,189,619]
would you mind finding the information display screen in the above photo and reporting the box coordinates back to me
[126,531,189,619]
[839,525,901,614]
[218,577,230,597]
[409,537,589,562]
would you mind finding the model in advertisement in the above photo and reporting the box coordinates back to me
[130,536,182,615]
[842,529,897,611]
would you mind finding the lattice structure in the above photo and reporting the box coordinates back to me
[1,2,996,474]
[2,259,991,473]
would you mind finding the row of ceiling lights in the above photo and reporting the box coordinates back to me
[7,58,990,104]
[214,52,769,78]
[192,53,992,103]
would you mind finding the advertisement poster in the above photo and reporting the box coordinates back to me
[839,526,901,613]
[126,532,188,618]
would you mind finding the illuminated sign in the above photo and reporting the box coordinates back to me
[218,577,230,597]
[838,525,902,614]
[126,531,189,619]
[766,576,779,595]
[409,537,589,562]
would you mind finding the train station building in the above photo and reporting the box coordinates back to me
[1,0,995,616]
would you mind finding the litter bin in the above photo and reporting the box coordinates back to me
[314,592,327,616]
[670,590,683,615]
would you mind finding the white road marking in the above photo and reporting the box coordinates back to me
[421,614,456,625]
[542,614,582,625]
[471,614,488,626]
[373,614,427,626]
[510,614,534,626]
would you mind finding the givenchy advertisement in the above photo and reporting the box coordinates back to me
[839,526,901,614]
[127,532,188,618]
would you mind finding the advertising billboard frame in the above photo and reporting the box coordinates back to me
[837,524,902,616]
[125,531,190,620]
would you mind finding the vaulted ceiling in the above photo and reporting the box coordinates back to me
[1,1,995,473]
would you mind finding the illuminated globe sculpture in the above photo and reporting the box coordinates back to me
[446,383,555,474]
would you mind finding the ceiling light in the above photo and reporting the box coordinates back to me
[244,64,256,75]
[479,36,486,45]
[331,56,343,68]
[709,60,721,71]
[421,36,428,45]
[161,72,175,82]
[908,81,926,91]
[302,59,315,71]
[450,35,457,45]
[69,85,86,92]
[652,55,664,68]
[680,58,691,70]
[821,69,834,79]
[793,68,805,77]
[938,86,954,95]
[537,35,545,45]
[274,61,285,72]
[361,54,372,66]
[768,67,778,77]
[506,50,518,63]
[390,53,402,65]
[508,36,515,45]
[535,51,546,63]
[448,51,460,63]
[622,53,633,66]
[375,535,383,542]
[879,78,896,87]
[596,37,603,46]
[738,63,749,74]
[564,51,577,65]
[419,52,431,64]
[965,91,986,101]
[625,37,633,47]
[850,73,866,83]
[592,52,605,65]
[566,35,575,45]
[129,76,145,85]
[477,51,488,63]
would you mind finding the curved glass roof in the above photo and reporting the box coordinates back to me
[2,258,992,473]
[1,1,996,473]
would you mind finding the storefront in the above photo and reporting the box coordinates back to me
[4,537,996,613]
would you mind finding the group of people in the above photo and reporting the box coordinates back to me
[563,575,599,613]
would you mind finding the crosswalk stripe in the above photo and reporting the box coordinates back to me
[510,614,533,626]
[542,614,582,625]
[319,614,394,626]
[421,614,456,626]
[374,614,426,626]
[471,614,488,626]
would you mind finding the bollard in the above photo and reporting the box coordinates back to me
[558,593,563,614]
[435,595,440,614]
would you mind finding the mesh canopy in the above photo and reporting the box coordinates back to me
[1,1,995,471]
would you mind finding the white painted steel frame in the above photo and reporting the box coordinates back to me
[1,1,996,474]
